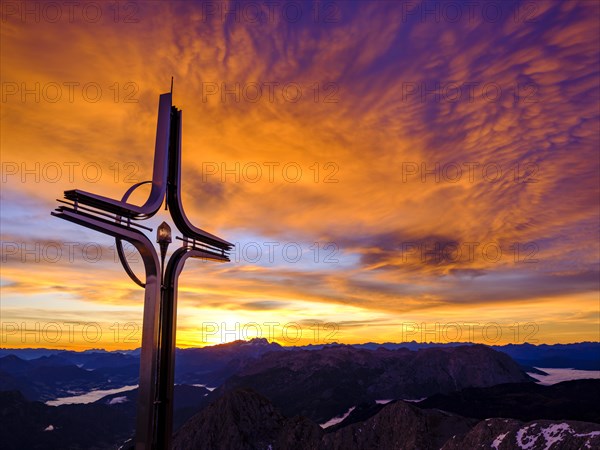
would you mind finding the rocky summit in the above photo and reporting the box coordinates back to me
[173,388,476,450]
[442,418,600,450]
[173,388,600,450]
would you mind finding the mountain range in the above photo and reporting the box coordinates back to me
[1,339,598,449]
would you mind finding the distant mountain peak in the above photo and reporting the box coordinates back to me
[245,338,272,345]
[204,338,283,350]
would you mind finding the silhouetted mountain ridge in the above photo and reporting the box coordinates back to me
[216,343,532,422]
[3,339,597,367]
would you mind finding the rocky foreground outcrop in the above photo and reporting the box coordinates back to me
[173,388,600,450]
[173,388,476,450]
[442,418,600,450]
[173,389,477,450]
[320,399,475,450]
[172,388,323,450]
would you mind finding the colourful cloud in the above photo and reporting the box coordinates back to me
[1,0,598,348]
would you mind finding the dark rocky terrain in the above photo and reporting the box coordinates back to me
[173,388,477,450]
[173,388,324,450]
[0,390,133,449]
[96,383,213,431]
[175,337,284,386]
[0,338,282,400]
[173,388,600,450]
[441,418,600,450]
[0,385,210,450]
[320,398,475,450]
[2,340,598,400]
[0,353,139,401]
[217,343,532,422]
[1,340,598,449]
[418,378,600,423]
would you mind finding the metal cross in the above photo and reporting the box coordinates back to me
[51,86,232,450]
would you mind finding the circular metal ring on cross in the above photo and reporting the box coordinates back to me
[115,180,153,288]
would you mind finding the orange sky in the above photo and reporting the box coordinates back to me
[1,0,599,349]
